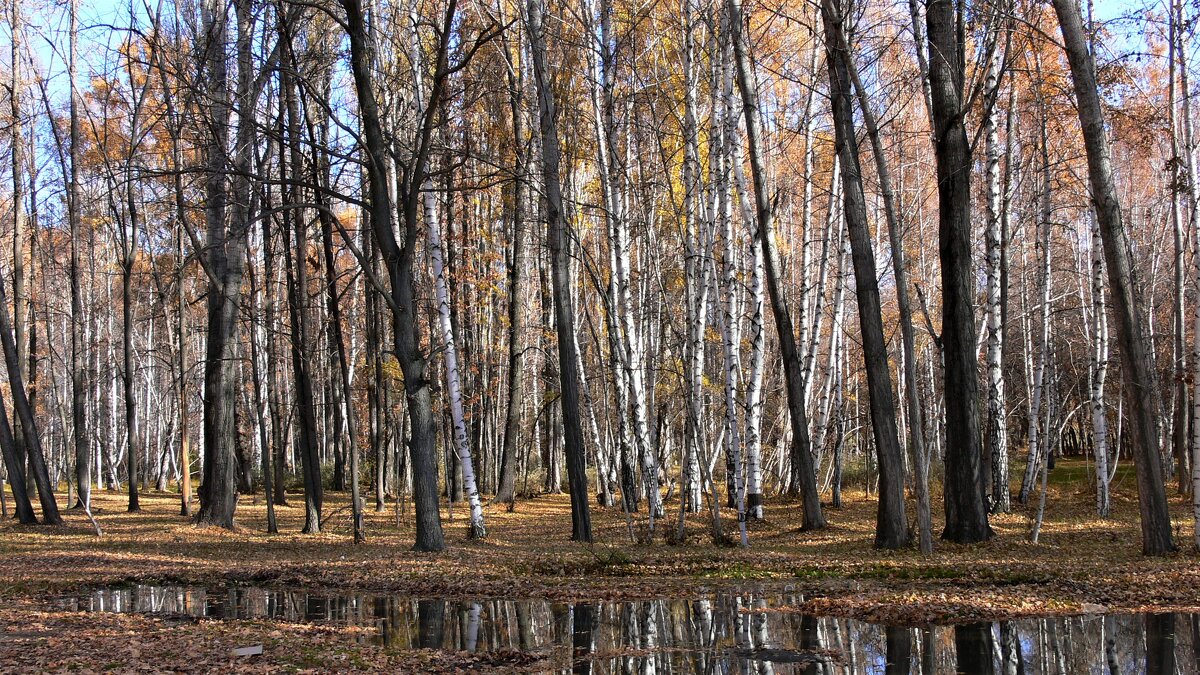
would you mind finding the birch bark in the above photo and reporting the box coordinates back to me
[425,185,487,538]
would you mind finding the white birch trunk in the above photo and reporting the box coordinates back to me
[732,132,766,520]
[425,184,486,538]
[983,52,1009,513]
[584,0,660,523]
[1090,212,1112,518]
[813,234,849,473]
[585,0,633,513]
[801,164,840,410]
[796,42,819,378]
[744,242,766,520]
[1019,115,1054,505]
[716,25,747,545]
[681,0,707,514]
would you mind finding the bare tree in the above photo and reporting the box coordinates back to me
[727,0,824,530]
[925,0,992,543]
[1052,0,1176,555]
[821,0,909,548]
[528,0,592,542]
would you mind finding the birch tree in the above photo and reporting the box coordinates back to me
[1088,212,1112,518]
[983,34,1009,513]
[426,185,487,538]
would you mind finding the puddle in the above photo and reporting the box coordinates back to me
[59,584,1200,673]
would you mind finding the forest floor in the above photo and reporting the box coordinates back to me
[1,457,1199,671]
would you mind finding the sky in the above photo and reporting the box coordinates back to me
[11,0,1173,103]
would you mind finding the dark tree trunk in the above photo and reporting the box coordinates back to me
[727,0,824,530]
[341,0,446,552]
[1146,613,1177,674]
[0,266,58,523]
[122,181,140,513]
[366,229,386,513]
[196,0,256,529]
[417,600,446,649]
[68,0,89,511]
[954,624,996,675]
[0,275,37,523]
[885,626,912,675]
[283,205,323,534]
[9,0,28,497]
[822,0,909,549]
[0,391,34,524]
[495,52,527,506]
[1052,0,1176,555]
[529,0,592,542]
[925,0,992,543]
[318,165,364,542]
[279,27,323,533]
[194,0,237,529]
[300,52,364,541]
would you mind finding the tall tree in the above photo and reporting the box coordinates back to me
[279,9,323,535]
[195,0,255,529]
[9,0,29,489]
[680,0,707,515]
[983,31,1009,513]
[1051,0,1176,555]
[830,10,933,552]
[67,0,90,510]
[149,12,195,517]
[115,26,152,513]
[821,0,909,549]
[1169,0,1191,496]
[925,0,992,543]
[727,0,824,530]
[528,0,592,542]
[1089,211,1112,518]
[314,132,363,542]
[494,22,527,506]
[340,0,456,552]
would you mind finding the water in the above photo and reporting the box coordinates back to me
[61,584,1199,673]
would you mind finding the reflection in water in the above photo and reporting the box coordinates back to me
[953,623,994,675]
[1146,613,1177,675]
[62,584,1200,674]
[417,598,444,649]
[573,604,595,675]
[885,625,910,675]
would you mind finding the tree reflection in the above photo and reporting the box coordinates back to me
[954,623,994,675]
[69,584,1200,673]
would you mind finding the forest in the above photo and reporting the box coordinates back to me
[1,0,1200,669]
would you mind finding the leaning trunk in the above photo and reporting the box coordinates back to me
[822,0,909,548]
[727,0,824,530]
[1052,0,1176,555]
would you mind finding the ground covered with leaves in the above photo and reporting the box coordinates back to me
[2,459,1198,671]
